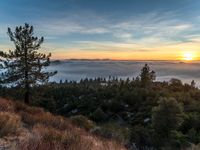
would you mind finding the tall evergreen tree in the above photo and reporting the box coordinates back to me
[0,23,57,104]
[152,97,184,147]
[140,63,155,87]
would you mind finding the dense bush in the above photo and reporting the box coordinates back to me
[91,108,108,122]
[97,122,130,143]
[71,115,95,131]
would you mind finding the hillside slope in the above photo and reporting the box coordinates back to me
[0,98,126,150]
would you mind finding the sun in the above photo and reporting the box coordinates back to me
[182,52,194,61]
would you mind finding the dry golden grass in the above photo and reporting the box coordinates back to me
[0,98,126,150]
[0,98,15,112]
[17,124,125,150]
[19,110,73,131]
[0,112,21,137]
[14,101,44,115]
[16,124,93,150]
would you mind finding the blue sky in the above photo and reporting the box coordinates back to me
[0,0,200,60]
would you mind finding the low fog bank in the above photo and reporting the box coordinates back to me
[47,60,200,87]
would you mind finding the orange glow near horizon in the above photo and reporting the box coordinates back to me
[48,42,200,61]
[51,50,185,61]
[3,42,200,61]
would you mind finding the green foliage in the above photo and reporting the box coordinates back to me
[187,128,200,144]
[99,122,130,143]
[164,130,190,150]
[131,125,153,149]
[180,112,200,134]
[152,97,184,132]
[107,99,124,113]
[152,97,184,148]
[71,115,95,131]
[91,122,130,144]
[1,63,200,149]
[91,108,108,122]
[0,23,56,103]
[140,63,156,87]
[169,78,183,92]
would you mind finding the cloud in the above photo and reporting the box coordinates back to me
[34,10,197,48]
[1,9,200,60]
[109,12,194,45]
[35,12,110,36]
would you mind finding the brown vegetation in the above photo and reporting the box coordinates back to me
[0,98,126,150]
[0,112,21,138]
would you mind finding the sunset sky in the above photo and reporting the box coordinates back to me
[0,0,200,60]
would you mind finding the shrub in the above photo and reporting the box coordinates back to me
[107,100,124,113]
[91,123,130,143]
[187,128,200,144]
[91,108,108,122]
[0,112,21,137]
[71,115,95,131]
[131,125,153,149]
[101,122,130,143]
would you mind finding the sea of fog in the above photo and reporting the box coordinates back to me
[48,60,200,87]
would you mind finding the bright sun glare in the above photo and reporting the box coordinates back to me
[183,52,194,61]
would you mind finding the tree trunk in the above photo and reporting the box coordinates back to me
[24,45,29,104]
[24,84,29,104]
[24,67,30,104]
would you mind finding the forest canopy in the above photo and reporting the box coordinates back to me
[1,62,200,150]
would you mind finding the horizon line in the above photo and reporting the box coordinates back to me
[52,58,200,62]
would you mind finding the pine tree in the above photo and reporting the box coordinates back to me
[0,23,57,104]
[191,80,195,88]
[152,97,184,147]
[140,63,155,87]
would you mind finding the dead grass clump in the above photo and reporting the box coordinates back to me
[0,98,15,112]
[41,115,72,130]
[39,126,65,143]
[100,138,127,150]
[17,124,93,150]
[20,110,72,130]
[14,101,71,130]
[0,112,21,137]
[16,133,63,150]
[15,101,44,115]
